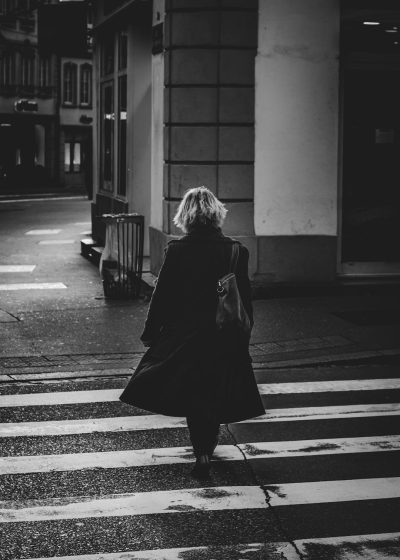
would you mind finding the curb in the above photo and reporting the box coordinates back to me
[253,348,400,369]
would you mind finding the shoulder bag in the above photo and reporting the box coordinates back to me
[216,242,251,335]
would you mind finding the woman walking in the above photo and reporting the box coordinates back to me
[120,186,264,478]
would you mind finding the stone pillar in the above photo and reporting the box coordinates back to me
[254,0,340,284]
[150,0,258,272]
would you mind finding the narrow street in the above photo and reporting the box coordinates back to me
[1,198,400,559]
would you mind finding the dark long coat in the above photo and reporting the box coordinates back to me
[119,224,264,423]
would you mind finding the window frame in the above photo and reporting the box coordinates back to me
[63,62,78,106]
[80,63,92,107]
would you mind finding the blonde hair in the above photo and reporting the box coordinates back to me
[173,186,228,233]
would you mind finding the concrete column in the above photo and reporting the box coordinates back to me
[254,0,340,283]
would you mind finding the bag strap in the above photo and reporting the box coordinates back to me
[229,242,240,273]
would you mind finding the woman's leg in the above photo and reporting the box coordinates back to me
[187,414,220,459]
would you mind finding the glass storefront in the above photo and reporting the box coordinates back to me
[341,1,400,270]
[99,30,127,196]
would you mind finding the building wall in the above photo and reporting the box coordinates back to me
[161,0,258,238]
[0,1,93,194]
[255,0,340,237]
[91,0,344,286]
[252,0,340,284]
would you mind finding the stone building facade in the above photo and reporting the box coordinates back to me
[91,0,400,286]
[0,0,93,195]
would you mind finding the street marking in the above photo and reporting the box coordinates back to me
[38,240,75,245]
[258,378,400,394]
[240,434,400,459]
[242,402,400,423]
[294,532,400,560]
[2,478,400,523]
[0,414,187,437]
[0,196,86,204]
[1,435,399,475]
[25,230,61,235]
[74,222,91,226]
[0,446,200,475]
[264,477,400,506]
[0,283,67,291]
[8,543,295,560]
[0,388,122,407]
[3,377,400,407]
[0,265,36,273]
[11,535,400,560]
[0,486,268,522]
[1,403,400,438]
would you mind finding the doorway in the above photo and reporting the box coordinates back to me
[340,2,400,276]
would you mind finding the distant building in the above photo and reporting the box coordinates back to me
[0,0,93,195]
[90,0,400,286]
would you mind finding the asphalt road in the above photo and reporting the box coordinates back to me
[0,197,400,559]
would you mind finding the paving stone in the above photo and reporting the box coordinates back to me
[21,357,51,367]
[253,342,283,353]
[0,359,27,368]
[275,340,308,351]
[44,355,76,364]
[321,335,353,346]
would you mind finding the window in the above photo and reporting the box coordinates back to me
[64,142,81,173]
[21,54,34,86]
[63,62,77,105]
[0,51,16,86]
[80,63,92,106]
[39,56,50,87]
[118,75,127,196]
[118,30,127,70]
[101,37,114,76]
[100,82,114,191]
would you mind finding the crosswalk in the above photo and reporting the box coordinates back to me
[0,226,89,293]
[0,364,399,559]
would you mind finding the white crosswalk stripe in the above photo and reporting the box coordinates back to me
[0,365,399,558]
[3,477,399,523]
[2,377,399,406]
[13,534,400,560]
[25,229,61,235]
[0,282,67,291]
[38,240,75,245]
[1,402,400,437]
[0,265,36,272]
[1,434,399,475]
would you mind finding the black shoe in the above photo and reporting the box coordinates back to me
[191,454,211,479]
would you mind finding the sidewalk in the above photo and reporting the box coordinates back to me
[1,289,399,379]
